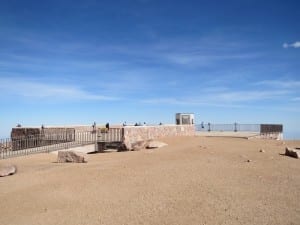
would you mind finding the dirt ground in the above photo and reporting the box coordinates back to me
[0,136,299,225]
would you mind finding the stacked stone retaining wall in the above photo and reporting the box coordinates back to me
[11,127,77,150]
[123,125,195,143]
[256,132,283,140]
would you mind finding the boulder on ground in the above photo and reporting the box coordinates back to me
[57,151,86,163]
[146,141,168,149]
[117,143,128,151]
[285,147,300,159]
[118,140,132,151]
[0,165,17,177]
[131,141,148,151]
[118,140,168,151]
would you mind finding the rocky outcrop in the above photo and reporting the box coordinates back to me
[146,140,168,149]
[131,141,148,151]
[285,147,300,159]
[0,165,17,177]
[117,143,128,152]
[118,140,168,151]
[117,139,132,151]
[123,125,195,144]
[57,151,86,163]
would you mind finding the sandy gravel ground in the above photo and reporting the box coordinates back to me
[0,136,299,225]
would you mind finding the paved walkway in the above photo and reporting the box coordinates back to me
[50,144,96,155]
[196,131,260,139]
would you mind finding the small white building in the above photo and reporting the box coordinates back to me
[175,113,195,125]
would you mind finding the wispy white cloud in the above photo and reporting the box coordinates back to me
[141,97,240,108]
[2,33,262,69]
[283,41,300,48]
[291,97,300,101]
[148,38,262,67]
[142,89,289,107]
[214,90,289,102]
[142,98,188,105]
[163,52,260,66]
[166,80,178,87]
[0,78,118,101]
[255,80,300,88]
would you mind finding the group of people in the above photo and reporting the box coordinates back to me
[92,122,109,132]
[93,121,165,130]
[123,122,163,126]
[122,122,146,126]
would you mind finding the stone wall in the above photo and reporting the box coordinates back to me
[11,127,76,138]
[42,126,93,133]
[11,128,41,139]
[10,127,76,151]
[257,132,283,140]
[123,125,195,143]
[260,124,283,134]
[259,124,283,140]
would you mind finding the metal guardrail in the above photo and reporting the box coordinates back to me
[97,128,123,142]
[0,128,124,159]
[195,123,282,134]
[260,124,283,133]
[196,123,260,132]
[1,124,282,159]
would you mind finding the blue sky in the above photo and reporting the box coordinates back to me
[0,0,299,139]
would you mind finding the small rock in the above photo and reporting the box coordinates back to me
[259,149,265,153]
[246,159,252,163]
[0,164,17,177]
[285,147,300,159]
